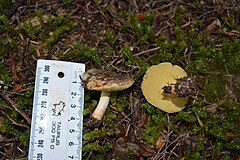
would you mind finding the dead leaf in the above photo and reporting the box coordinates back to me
[203,18,221,35]
[13,83,22,92]
[28,15,56,27]
[113,137,155,158]
[50,54,60,60]
[155,136,166,149]
[138,143,155,157]
[6,143,14,156]
[0,134,3,141]
[136,112,148,128]
[223,30,240,38]
[135,13,145,20]
[152,12,172,38]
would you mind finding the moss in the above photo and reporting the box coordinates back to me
[134,58,150,80]
[104,29,115,47]
[185,152,203,160]
[18,13,77,49]
[174,111,196,123]
[60,43,101,68]
[82,142,112,158]
[127,13,155,46]
[142,103,167,144]
[84,128,115,141]
[204,75,227,102]
[0,119,30,146]
[0,67,12,85]
[18,22,42,40]
[212,142,223,159]
[195,137,205,152]
[16,90,34,109]
[0,1,12,13]
[121,44,137,66]
[124,148,136,160]
[110,92,128,113]
[220,155,231,160]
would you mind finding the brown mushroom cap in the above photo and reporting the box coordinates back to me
[141,62,188,113]
[81,69,135,92]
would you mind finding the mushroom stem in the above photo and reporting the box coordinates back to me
[92,91,111,120]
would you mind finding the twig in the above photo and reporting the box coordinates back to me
[1,110,29,129]
[0,92,31,124]
[133,47,160,57]
[0,138,19,143]
[167,141,180,160]
[0,151,12,160]
[125,122,131,137]
[0,104,14,110]
[93,0,109,21]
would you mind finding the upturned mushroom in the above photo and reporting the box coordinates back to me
[141,62,189,113]
[81,69,135,120]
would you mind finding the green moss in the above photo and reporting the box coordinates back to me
[195,137,205,152]
[82,142,112,158]
[204,75,227,102]
[104,29,115,47]
[18,13,77,49]
[124,13,155,46]
[60,43,101,67]
[83,142,112,152]
[134,58,150,80]
[220,155,231,160]
[18,22,42,40]
[185,152,203,160]
[212,142,223,159]
[0,119,30,146]
[174,111,196,123]
[0,1,12,13]
[110,92,128,112]
[16,90,34,109]
[0,89,34,146]
[124,148,136,160]
[142,103,167,144]
[84,128,114,141]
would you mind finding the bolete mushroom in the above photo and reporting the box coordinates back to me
[141,62,189,113]
[81,69,135,120]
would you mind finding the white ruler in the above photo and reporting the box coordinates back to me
[28,60,85,160]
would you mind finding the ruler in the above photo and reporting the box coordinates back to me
[28,60,85,160]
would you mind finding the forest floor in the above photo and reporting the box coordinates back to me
[0,0,240,160]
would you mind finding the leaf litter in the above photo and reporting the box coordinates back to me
[0,0,240,159]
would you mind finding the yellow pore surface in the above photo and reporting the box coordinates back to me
[141,62,189,113]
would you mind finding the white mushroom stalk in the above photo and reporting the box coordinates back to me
[92,92,110,120]
[81,69,135,120]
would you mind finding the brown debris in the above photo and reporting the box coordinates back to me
[113,137,155,159]
[203,18,222,35]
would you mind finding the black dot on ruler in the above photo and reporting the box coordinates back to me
[58,72,65,78]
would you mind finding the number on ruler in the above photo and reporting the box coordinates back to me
[41,101,47,108]
[71,104,76,108]
[69,129,75,133]
[37,153,43,160]
[38,140,44,147]
[69,142,74,146]
[71,92,76,96]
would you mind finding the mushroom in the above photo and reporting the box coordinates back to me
[81,69,135,120]
[141,62,189,113]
